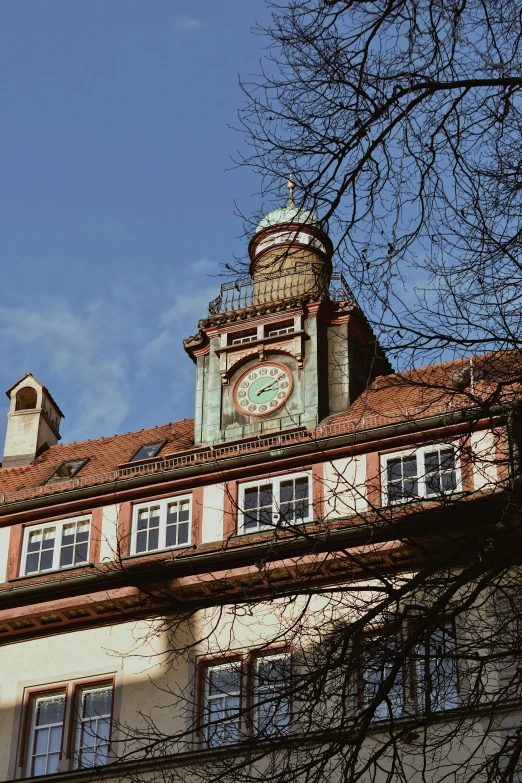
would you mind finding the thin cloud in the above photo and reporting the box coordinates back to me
[170,16,204,31]
[0,259,215,444]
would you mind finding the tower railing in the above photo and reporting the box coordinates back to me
[208,268,356,315]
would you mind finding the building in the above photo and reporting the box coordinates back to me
[0,182,516,782]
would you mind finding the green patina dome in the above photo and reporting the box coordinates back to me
[255,179,321,233]
[256,205,320,233]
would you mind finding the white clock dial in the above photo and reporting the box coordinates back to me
[232,362,293,417]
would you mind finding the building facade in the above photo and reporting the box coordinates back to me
[0,185,516,782]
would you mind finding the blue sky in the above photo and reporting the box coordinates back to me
[0,0,276,447]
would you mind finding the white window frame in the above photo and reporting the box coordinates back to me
[131,494,192,555]
[231,334,257,346]
[360,633,405,721]
[413,623,459,713]
[267,326,295,338]
[26,692,66,777]
[20,515,92,577]
[359,622,459,722]
[238,472,312,534]
[74,685,113,769]
[253,652,291,736]
[381,444,461,506]
[204,661,242,747]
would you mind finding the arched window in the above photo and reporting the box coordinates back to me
[15,387,37,411]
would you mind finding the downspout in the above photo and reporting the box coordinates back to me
[506,401,522,524]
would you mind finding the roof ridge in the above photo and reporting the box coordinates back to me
[33,419,194,451]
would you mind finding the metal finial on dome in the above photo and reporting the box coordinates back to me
[286,177,296,206]
[255,176,320,233]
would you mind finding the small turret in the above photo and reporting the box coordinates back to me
[248,178,333,305]
[2,373,63,468]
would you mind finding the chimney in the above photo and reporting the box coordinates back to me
[2,373,64,468]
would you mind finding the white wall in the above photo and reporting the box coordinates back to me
[0,526,11,583]
[202,483,225,542]
[471,430,499,491]
[323,455,367,519]
[99,503,120,562]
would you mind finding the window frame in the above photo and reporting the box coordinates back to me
[20,515,92,577]
[357,620,459,723]
[201,657,243,747]
[128,440,166,463]
[198,647,293,747]
[267,326,295,338]
[358,627,406,722]
[230,333,257,346]
[25,689,67,777]
[412,620,459,714]
[251,650,292,737]
[130,494,192,556]
[238,471,312,535]
[46,458,89,484]
[381,443,461,506]
[20,678,115,776]
[72,683,114,770]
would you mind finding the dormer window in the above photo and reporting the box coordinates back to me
[129,441,165,462]
[46,458,88,483]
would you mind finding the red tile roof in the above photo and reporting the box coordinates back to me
[0,419,194,495]
[328,353,521,426]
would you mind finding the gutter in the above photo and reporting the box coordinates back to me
[0,488,504,610]
[0,403,510,519]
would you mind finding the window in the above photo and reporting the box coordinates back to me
[229,328,258,346]
[359,623,458,722]
[128,441,165,462]
[424,448,458,496]
[361,634,404,721]
[200,649,292,747]
[267,326,294,337]
[132,495,191,554]
[414,624,458,712]
[24,681,113,775]
[74,686,112,768]
[21,516,91,575]
[386,453,418,502]
[27,693,66,776]
[16,387,38,411]
[253,653,291,736]
[383,445,459,504]
[204,662,242,747]
[239,473,311,534]
[46,459,88,483]
[231,334,257,346]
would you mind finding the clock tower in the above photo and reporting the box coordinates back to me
[184,180,392,445]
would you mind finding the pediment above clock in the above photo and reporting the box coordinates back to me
[219,334,304,385]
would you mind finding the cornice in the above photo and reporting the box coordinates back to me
[0,487,506,645]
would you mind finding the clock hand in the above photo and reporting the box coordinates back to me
[256,380,278,396]
[256,375,285,396]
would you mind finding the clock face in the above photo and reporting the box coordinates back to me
[232,362,294,417]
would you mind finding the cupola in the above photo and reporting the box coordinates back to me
[248,179,334,305]
[2,373,63,468]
